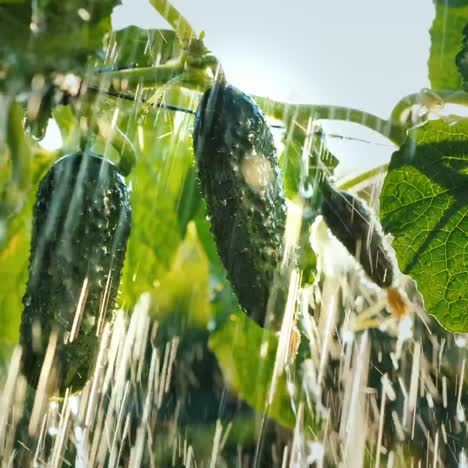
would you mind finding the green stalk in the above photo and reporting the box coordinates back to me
[337,164,388,191]
[390,89,468,125]
[254,96,407,146]
[85,77,406,144]
[88,61,185,88]
[6,100,31,192]
[149,0,197,45]
[113,127,137,177]
[89,64,468,151]
[89,63,214,93]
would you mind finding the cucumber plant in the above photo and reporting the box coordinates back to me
[0,0,467,466]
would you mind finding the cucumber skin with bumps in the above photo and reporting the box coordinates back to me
[20,151,131,393]
[320,184,394,288]
[193,83,286,326]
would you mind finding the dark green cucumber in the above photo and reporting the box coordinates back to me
[193,83,286,326]
[320,183,394,288]
[20,151,131,393]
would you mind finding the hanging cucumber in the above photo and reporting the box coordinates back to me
[20,151,131,394]
[320,182,394,288]
[193,83,286,326]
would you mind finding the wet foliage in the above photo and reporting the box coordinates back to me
[0,1,467,466]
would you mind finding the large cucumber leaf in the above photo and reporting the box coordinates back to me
[380,119,468,332]
[428,0,468,90]
[456,23,468,90]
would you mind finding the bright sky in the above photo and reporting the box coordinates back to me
[111,0,436,175]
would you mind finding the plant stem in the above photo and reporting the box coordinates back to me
[113,127,137,177]
[6,100,31,192]
[84,79,405,145]
[89,64,468,149]
[390,89,468,125]
[85,85,197,115]
[337,164,388,191]
[88,62,213,93]
[254,96,407,146]
[88,61,185,88]
[149,0,197,45]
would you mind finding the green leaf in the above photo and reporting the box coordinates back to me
[118,141,183,307]
[0,147,54,351]
[149,222,211,327]
[0,0,120,93]
[176,165,201,237]
[0,213,30,348]
[115,101,196,308]
[380,119,468,332]
[0,3,30,56]
[52,105,81,150]
[456,23,468,90]
[428,0,468,90]
[192,199,239,325]
[209,311,319,433]
[0,101,31,228]
[102,26,180,69]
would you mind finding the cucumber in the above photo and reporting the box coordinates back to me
[320,182,394,288]
[193,83,286,326]
[20,151,131,393]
